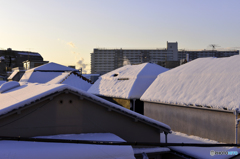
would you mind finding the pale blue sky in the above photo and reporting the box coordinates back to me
[0,0,239,73]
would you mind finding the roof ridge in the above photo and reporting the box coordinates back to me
[60,72,94,84]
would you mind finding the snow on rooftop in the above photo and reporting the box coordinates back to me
[88,63,168,99]
[141,55,240,111]
[18,62,80,83]
[161,131,240,159]
[133,147,170,154]
[47,73,92,91]
[0,133,135,159]
[61,73,92,91]
[0,81,6,85]
[18,52,41,56]
[46,72,70,84]
[0,82,171,132]
[0,81,20,93]
[7,70,19,80]
[20,72,66,83]
[30,62,77,71]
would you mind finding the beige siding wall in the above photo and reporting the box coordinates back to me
[0,93,160,143]
[144,102,239,143]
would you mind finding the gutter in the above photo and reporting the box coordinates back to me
[0,136,240,147]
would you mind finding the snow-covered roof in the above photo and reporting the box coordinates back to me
[0,133,135,159]
[19,62,77,83]
[133,147,170,154]
[18,62,92,91]
[47,72,92,91]
[7,70,19,80]
[18,52,41,56]
[160,131,240,159]
[0,82,171,133]
[88,63,169,99]
[0,81,6,87]
[29,62,77,72]
[20,72,65,83]
[141,56,240,111]
[60,73,92,91]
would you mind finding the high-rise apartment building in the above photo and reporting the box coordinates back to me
[91,42,178,74]
[178,50,239,61]
[91,42,239,74]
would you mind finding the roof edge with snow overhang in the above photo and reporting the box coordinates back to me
[141,56,240,111]
[88,63,169,99]
[0,83,171,133]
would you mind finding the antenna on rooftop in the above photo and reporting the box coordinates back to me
[209,44,220,50]
[209,44,220,57]
[26,48,34,61]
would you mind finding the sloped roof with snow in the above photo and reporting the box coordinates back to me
[20,72,66,83]
[47,72,92,91]
[0,133,135,159]
[0,81,6,85]
[88,63,168,99]
[0,82,171,133]
[18,62,92,91]
[30,62,77,71]
[19,62,77,83]
[141,55,240,111]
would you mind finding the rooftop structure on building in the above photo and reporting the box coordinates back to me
[17,62,93,91]
[91,42,239,74]
[0,48,43,69]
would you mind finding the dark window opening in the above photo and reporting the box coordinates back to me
[118,78,129,80]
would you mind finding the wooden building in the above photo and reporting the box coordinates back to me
[0,81,171,143]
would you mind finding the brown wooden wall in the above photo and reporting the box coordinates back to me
[0,93,160,143]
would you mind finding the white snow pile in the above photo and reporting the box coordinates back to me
[0,81,20,93]
[161,131,240,159]
[0,133,135,159]
[88,63,168,99]
[0,82,171,132]
[141,55,240,111]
